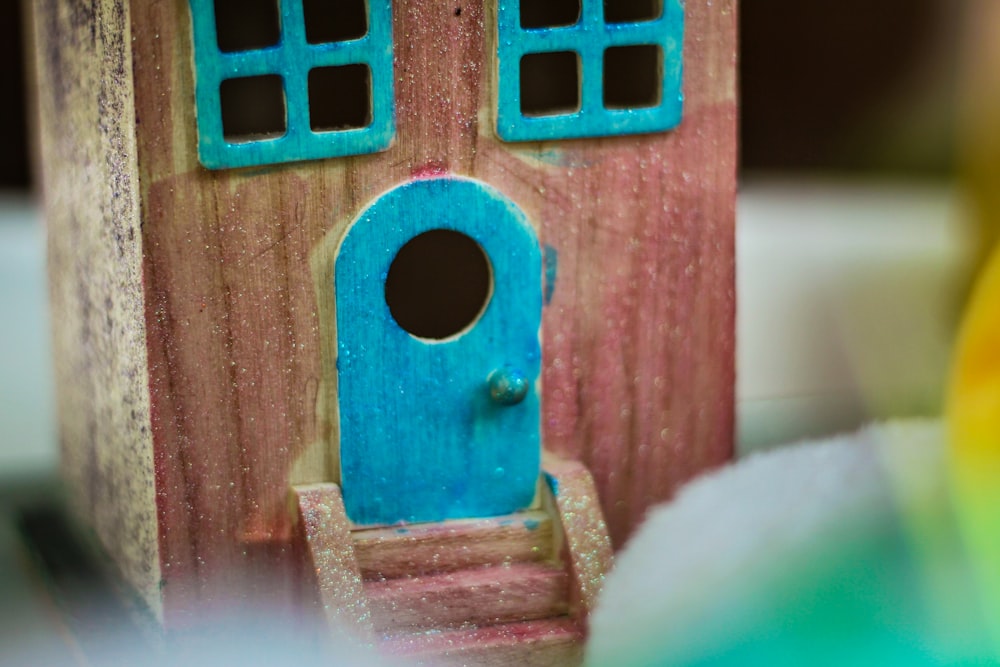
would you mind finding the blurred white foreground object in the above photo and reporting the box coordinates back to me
[586,420,990,666]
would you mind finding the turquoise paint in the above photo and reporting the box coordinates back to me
[188,0,394,169]
[544,472,559,496]
[524,518,540,531]
[543,244,558,304]
[336,178,542,526]
[496,0,684,142]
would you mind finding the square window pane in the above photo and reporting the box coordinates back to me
[303,0,368,43]
[309,65,372,131]
[520,0,580,29]
[520,51,580,117]
[214,0,280,52]
[220,75,286,141]
[603,45,661,109]
[603,0,662,24]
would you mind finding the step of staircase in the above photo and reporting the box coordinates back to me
[366,562,569,633]
[352,507,583,666]
[352,509,554,580]
[381,617,584,667]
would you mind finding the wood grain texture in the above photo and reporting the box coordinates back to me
[29,0,161,620]
[355,482,593,665]
[32,0,736,624]
[367,562,569,633]
[353,509,554,580]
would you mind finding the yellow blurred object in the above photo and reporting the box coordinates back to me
[946,244,1000,653]
[947,0,1000,653]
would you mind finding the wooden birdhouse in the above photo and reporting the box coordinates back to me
[31,0,735,662]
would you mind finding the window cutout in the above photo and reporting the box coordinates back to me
[309,65,372,131]
[303,0,368,43]
[520,0,581,28]
[191,0,395,167]
[214,0,281,52]
[220,75,286,142]
[603,0,662,24]
[385,230,492,340]
[604,45,661,109]
[520,51,580,117]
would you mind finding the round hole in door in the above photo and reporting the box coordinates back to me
[385,229,493,340]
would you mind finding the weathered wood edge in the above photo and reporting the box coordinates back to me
[29,0,161,620]
[543,454,615,619]
[292,483,374,644]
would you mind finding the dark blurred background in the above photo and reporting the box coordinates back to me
[0,4,28,188]
[741,0,960,175]
[0,0,963,189]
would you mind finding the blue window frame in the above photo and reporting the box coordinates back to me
[496,0,684,142]
[189,0,395,170]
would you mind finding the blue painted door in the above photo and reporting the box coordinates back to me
[335,177,542,526]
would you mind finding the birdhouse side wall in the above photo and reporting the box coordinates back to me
[30,0,161,620]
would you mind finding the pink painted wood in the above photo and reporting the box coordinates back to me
[366,562,569,632]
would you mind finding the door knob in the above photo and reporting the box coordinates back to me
[488,366,529,406]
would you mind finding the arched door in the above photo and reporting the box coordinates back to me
[335,177,542,526]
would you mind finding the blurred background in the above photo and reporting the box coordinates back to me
[743,0,961,175]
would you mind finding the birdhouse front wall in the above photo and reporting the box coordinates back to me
[40,0,739,625]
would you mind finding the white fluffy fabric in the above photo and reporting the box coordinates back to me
[585,419,958,666]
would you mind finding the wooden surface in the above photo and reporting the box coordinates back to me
[495,0,685,142]
[35,0,736,625]
[187,0,396,168]
[293,484,372,644]
[367,563,570,633]
[543,457,615,617]
[29,0,161,620]
[352,509,555,579]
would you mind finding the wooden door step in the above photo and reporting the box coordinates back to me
[381,617,584,667]
[366,561,569,633]
[352,509,554,580]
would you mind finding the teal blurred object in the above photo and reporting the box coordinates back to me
[586,421,995,666]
